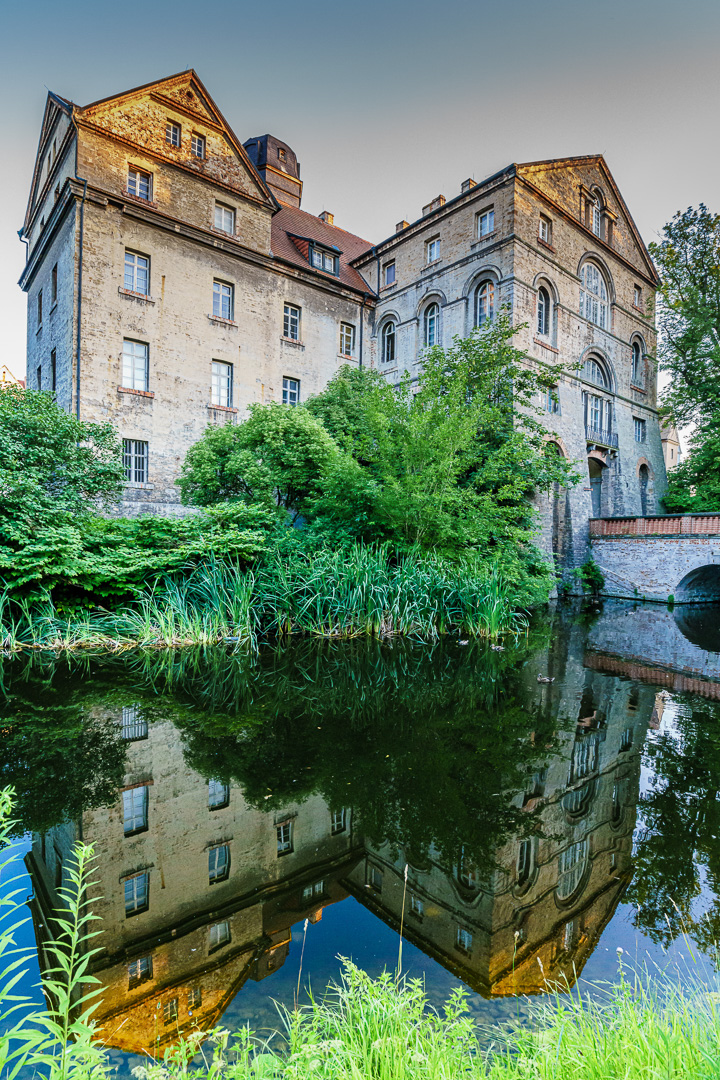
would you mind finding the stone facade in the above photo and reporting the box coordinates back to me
[354,158,665,568]
[19,73,665,553]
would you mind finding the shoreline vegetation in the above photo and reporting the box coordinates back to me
[0,548,528,652]
[0,793,717,1080]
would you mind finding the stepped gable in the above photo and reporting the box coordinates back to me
[272,204,373,294]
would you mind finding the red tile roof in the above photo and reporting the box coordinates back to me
[271,205,374,295]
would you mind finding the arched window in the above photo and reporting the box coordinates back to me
[583,355,609,388]
[557,839,589,901]
[424,303,439,348]
[537,286,551,336]
[517,839,534,889]
[457,846,480,890]
[381,320,396,364]
[591,194,602,237]
[579,263,608,329]
[631,340,643,385]
[475,281,494,327]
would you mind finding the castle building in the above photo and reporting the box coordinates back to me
[19,70,666,556]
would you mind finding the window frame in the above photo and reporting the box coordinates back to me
[124,251,150,296]
[634,417,647,443]
[214,203,236,235]
[121,339,149,392]
[50,349,56,393]
[123,439,149,484]
[633,284,642,308]
[121,705,148,741]
[165,121,181,148]
[309,244,339,275]
[51,263,58,305]
[191,133,206,159]
[128,167,152,201]
[477,208,495,238]
[212,280,234,321]
[209,920,230,951]
[37,290,43,327]
[128,955,153,988]
[583,355,610,390]
[339,322,356,357]
[455,926,473,953]
[124,871,150,917]
[283,303,301,342]
[211,360,233,408]
[276,820,294,855]
[537,285,551,337]
[475,280,495,327]
[579,262,609,329]
[539,215,552,244]
[631,340,644,386]
[381,320,396,364]
[426,237,441,264]
[123,785,149,836]
[208,779,230,810]
[424,302,440,348]
[208,843,230,884]
[282,376,300,407]
[383,261,396,287]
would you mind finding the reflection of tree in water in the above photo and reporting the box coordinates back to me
[627,694,720,953]
[0,655,127,835]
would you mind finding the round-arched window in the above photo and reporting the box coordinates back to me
[475,281,494,327]
[631,340,643,385]
[381,320,396,364]
[591,193,603,237]
[556,839,589,901]
[579,263,608,329]
[583,355,609,389]
[537,286,551,337]
[424,303,439,348]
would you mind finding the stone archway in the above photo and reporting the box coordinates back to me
[546,441,572,564]
[636,459,655,516]
[675,565,720,603]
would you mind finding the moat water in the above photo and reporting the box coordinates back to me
[2,599,720,1070]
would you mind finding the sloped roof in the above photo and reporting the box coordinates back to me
[271,204,373,294]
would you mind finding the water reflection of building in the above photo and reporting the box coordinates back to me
[26,657,655,1048]
[27,717,362,1053]
[344,672,651,997]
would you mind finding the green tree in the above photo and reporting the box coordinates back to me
[0,387,123,592]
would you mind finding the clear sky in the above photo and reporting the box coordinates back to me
[2,0,719,377]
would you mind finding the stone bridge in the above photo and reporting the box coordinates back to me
[589,514,720,603]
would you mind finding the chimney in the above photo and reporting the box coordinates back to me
[422,194,445,216]
[318,210,334,225]
[461,178,476,194]
[243,135,303,208]
[396,220,409,233]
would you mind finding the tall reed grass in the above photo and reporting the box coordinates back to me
[0,546,528,652]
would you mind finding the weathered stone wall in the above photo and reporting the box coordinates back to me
[590,534,720,601]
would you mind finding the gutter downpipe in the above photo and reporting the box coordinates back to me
[75,177,88,419]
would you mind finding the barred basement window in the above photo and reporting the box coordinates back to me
[128,168,151,201]
[283,304,300,341]
[211,361,233,408]
[209,844,230,883]
[123,440,149,484]
[121,705,147,740]
[124,872,149,916]
[282,377,300,406]
[128,955,153,988]
[166,122,181,147]
[123,786,148,835]
[122,339,149,391]
[124,252,149,295]
[208,779,230,809]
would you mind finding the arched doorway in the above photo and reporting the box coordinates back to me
[588,457,605,517]
[546,441,572,563]
[639,464,649,516]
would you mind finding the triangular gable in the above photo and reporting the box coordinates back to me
[23,92,74,231]
[516,155,659,285]
[77,70,276,209]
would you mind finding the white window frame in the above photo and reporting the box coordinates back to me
[282,377,300,406]
[277,820,293,854]
[124,872,149,916]
[381,321,396,364]
[208,779,230,809]
[340,322,355,357]
[410,894,424,917]
[537,286,550,337]
[456,926,473,953]
[302,880,325,901]
[209,844,230,883]
[539,215,551,243]
[213,280,234,321]
[191,133,206,159]
[166,122,181,147]
[424,303,439,348]
[163,998,178,1025]
[121,705,147,741]
[477,208,495,238]
[211,361,233,408]
[214,203,235,235]
[331,808,347,834]
[633,284,642,308]
[128,955,152,987]
[128,167,152,201]
[426,238,440,263]
[476,280,494,327]
[209,921,230,950]
[123,439,149,484]
[591,197,602,237]
[634,417,647,443]
[579,263,609,329]
[122,339,149,391]
[283,303,301,341]
[383,261,396,287]
[123,786,148,835]
[124,251,149,296]
[583,356,609,389]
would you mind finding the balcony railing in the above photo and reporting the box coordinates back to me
[585,426,618,448]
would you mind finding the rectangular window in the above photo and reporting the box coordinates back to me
[621,726,634,751]
[166,122,181,147]
[50,349,56,392]
[123,439,149,484]
[191,133,206,159]
[339,323,355,357]
[122,339,149,391]
[331,808,347,835]
[124,252,150,295]
[634,285,642,307]
[211,361,233,408]
[123,786,148,835]
[277,821,293,855]
[283,303,300,341]
[634,417,647,443]
[311,249,323,269]
[282,377,300,406]
[546,387,560,414]
[37,290,43,326]
[478,209,495,237]
[426,238,440,263]
[209,844,230,883]
[323,252,336,273]
[539,216,551,244]
[311,247,337,274]
[456,926,473,953]
[368,865,383,893]
[209,921,230,950]
[163,998,178,1025]
[213,281,234,321]
[121,705,148,740]
[410,894,424,918]
[383,262,396,287]
[214,203,235,234]
[128,955,153,988]
[124,872,149,916]
[36,365,42,390]
[128,168,151,201]
[208,779,230,809]
[188,987,202,1010]
[302,880,325,901]
[51,263,57,304]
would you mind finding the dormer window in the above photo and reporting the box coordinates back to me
[310,244,339,275]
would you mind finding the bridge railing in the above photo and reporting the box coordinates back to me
[590,514,720,537]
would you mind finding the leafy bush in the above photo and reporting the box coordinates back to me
[578,558,605,596]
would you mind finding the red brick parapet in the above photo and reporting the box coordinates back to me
[590,514,720,538]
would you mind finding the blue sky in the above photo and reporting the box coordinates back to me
[2,0,719,375]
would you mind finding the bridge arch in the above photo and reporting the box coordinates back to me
[675,565,720,603]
